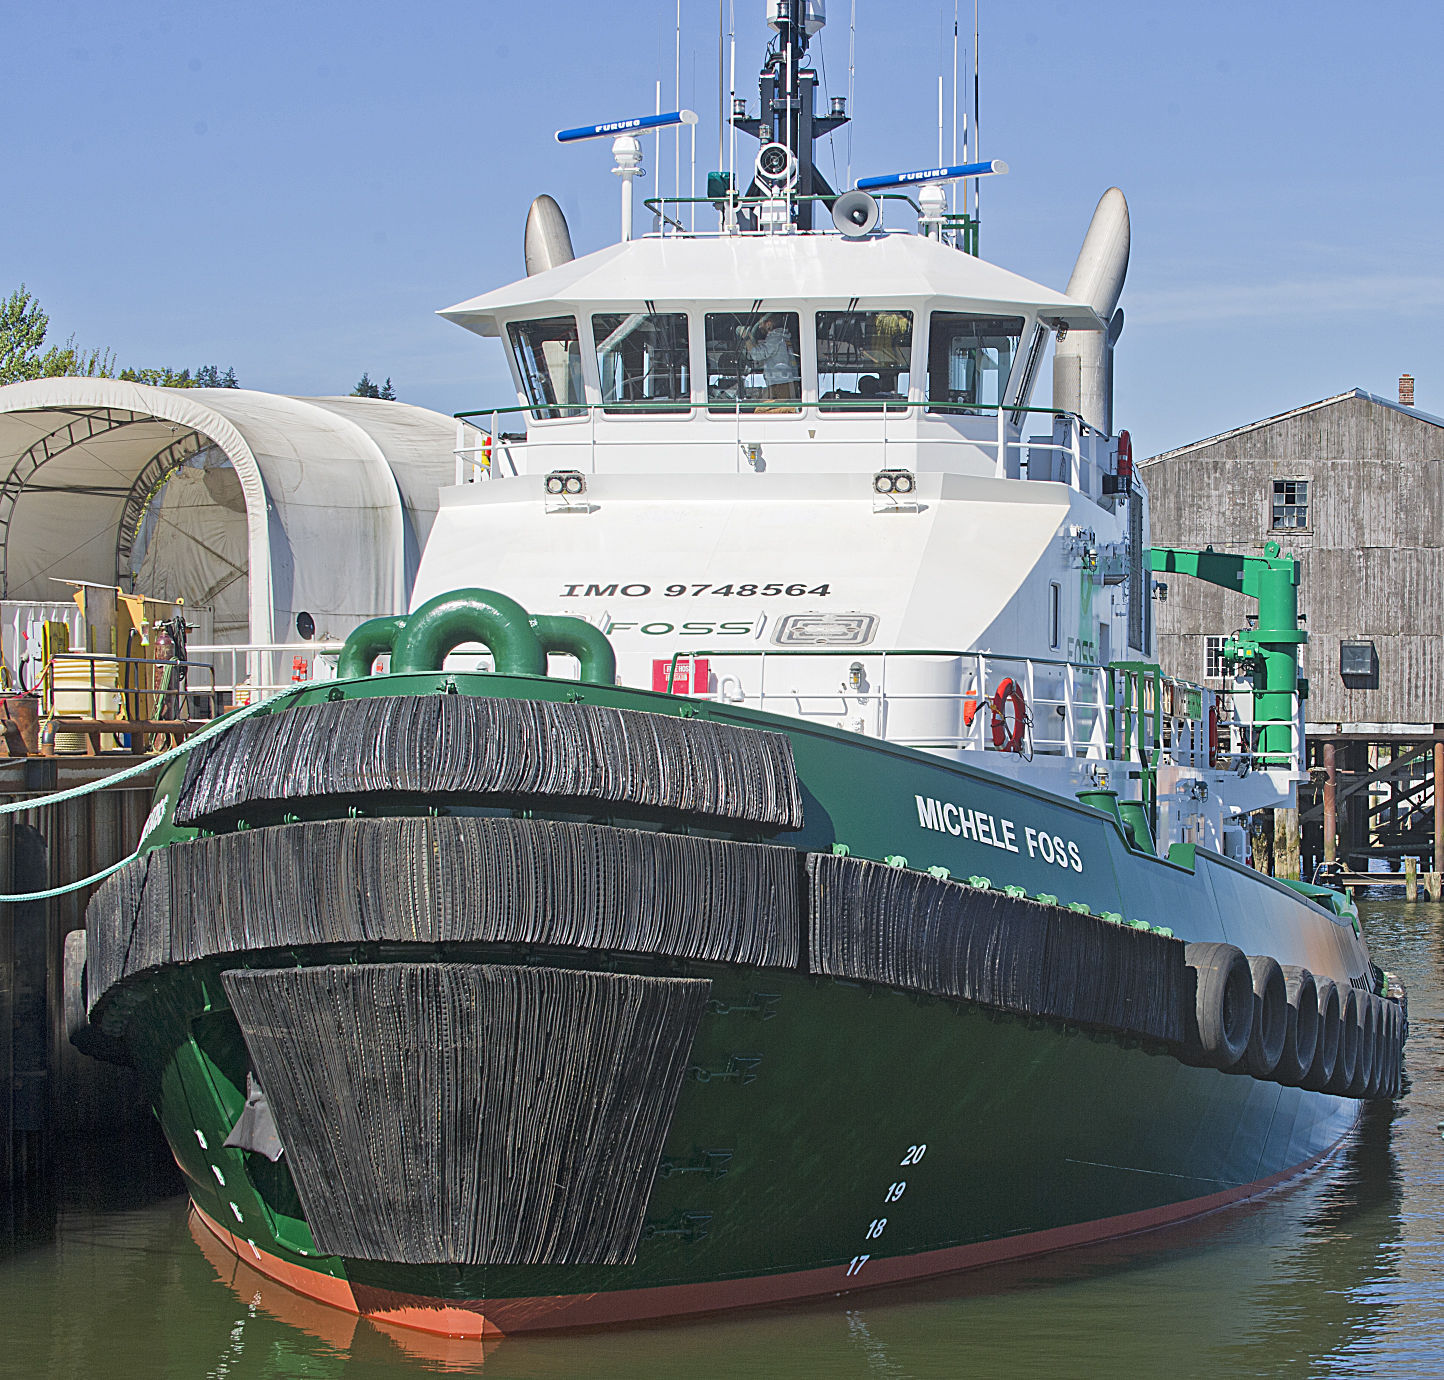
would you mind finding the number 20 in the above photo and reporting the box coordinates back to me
[900,1144,927,1166]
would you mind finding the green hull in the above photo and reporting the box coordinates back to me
[93,672,1369,1334]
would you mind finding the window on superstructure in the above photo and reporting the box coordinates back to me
[1049,582,1061,650]
[591,312,690,413]
[1271,479,1308,530]
[508,317,586,420]
[705,311,801,413]
[926,313,1025,412]
[1205,636,1228,680]
[816,311,913,411]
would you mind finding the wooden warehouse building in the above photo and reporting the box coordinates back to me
[1141,379,1444,879]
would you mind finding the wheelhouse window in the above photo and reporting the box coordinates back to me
[591,312,690,413]
[816,310,913,411]
[705,311,801,412]
[508,316,585,419]
[926,313,1025,412]
[1271,479,1308,529]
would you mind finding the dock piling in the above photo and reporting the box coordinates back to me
[1405,855,1419,902]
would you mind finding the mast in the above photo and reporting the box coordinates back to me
[731,0,848,229]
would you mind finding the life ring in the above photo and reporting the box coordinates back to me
[990,678,1028,753]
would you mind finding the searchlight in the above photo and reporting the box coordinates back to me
[556,110,699,242]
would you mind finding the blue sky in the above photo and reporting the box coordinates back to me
[5,0,1440,456]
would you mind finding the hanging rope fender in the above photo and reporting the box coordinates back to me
[989,678,1029,753]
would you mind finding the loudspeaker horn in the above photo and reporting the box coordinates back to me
[832,190,880,238]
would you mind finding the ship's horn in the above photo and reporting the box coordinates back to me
[1052,187,1130,434]
[524,194,575,276]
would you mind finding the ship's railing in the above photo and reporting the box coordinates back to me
[453,401,1114,492]
[35,650,219,753]
[655,649,1109,759]
[184,641,344,706]
[635,191,980,253]
[652,649,1298,775]
[1109,661,1302,774]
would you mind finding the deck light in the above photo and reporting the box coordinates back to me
[873,468,915,495]
[545,470,586,496]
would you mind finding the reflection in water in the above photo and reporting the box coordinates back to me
[1,898,1441,1379]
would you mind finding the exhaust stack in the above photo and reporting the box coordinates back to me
[1053,187,1130,434]
[524,195,575,276]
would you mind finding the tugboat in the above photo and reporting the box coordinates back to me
[77,0,1405,1340]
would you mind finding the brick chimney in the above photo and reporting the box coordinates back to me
[1399,373,1415,407]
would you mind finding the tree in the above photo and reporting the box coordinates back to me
[0,284,114,384]
[2,284,239,389]
[352,372,396,400]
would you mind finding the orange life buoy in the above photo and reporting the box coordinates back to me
[991,678,1028,753]
[1117,428,1133,484]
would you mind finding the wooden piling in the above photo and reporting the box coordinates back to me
[1427,870,1442,902]
[1435,740,1444,875]
[1251,812,1273,873]
[1405,855,1419,901]
[1274,806,1301,881]
[1323,740,1338,864]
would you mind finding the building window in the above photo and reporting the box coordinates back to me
[1205,635,1227,680]
[1049,582,1061,650]
[1271,479,1308,529]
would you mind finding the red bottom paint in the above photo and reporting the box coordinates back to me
[190,1132,1351,1340]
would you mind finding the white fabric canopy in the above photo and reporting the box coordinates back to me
[0,379,457,646]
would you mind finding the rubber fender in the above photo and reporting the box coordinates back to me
[1324,985,1362,1095]
[1182,941,1253,1069]
[1301,977,1341,1092]
[1372,995,1394,1099]
[1273,965,1319,1086]
[1238,955,1287,1078]
[62,928,87,1047]
[1354,993,1383,1099]
[1374,1001,1394,1100]
[1384,1000,1405,1098]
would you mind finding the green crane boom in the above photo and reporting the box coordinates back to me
[1149,540,1305,767]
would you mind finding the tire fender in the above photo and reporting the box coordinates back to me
[1325,985,1362,1095]
[1301,977,1341,1092]
[1274,965,1319,1086]
[1182,942,1253,1069]
[1241,954,1287,1079]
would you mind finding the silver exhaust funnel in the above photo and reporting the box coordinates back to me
[1053,187,1130,434]
[524,195,575,276]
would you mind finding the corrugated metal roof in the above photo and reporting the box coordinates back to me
[1140,388,1444,467]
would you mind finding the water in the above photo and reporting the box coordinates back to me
[4,898,1444,1379]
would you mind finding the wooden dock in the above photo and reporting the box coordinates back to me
[1327,864,1443,900]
